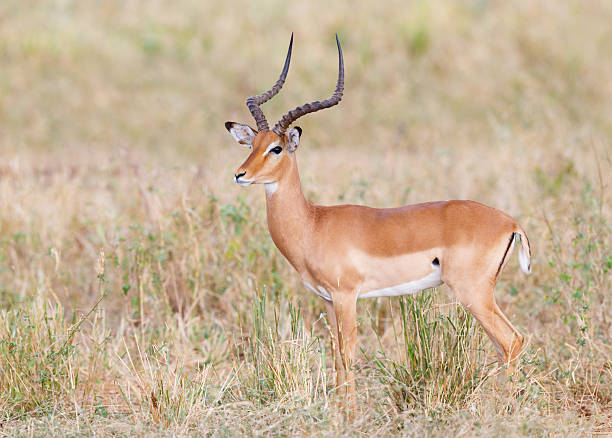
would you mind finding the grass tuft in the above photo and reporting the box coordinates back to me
[230,289,330,409]
[369,291,493,413]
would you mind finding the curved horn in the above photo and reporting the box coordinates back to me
[273,34,344,137]
[246,33,294,131]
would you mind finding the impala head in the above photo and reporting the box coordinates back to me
[225,122,302,186]
[225,33,344,187]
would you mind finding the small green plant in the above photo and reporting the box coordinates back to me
[0,253,107,419]
[0,293,83,416]
[538,180,612,407]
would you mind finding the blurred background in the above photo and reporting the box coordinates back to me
[2,1,610,178]
[0,1,610,435]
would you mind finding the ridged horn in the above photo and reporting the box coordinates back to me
[246,33,293,131]
[273,34,344,137]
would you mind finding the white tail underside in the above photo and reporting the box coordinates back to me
[516,233,532,274]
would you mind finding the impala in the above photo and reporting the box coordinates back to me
[225,34,531,405]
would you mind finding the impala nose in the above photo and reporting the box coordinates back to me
[234,171,246,182]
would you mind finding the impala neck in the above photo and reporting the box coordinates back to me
[264,155,312,272]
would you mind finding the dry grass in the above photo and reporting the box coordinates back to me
[0,0,611,436]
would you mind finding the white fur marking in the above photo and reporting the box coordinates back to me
[516,233,531,274]
[359,264,443,299]
[303,281,332,301]
[317,286,331,300]
[286,128,300,151]
[229,123,256,146]
[235,176,253,186]
[265,182,278,195]
[263,141,281,156]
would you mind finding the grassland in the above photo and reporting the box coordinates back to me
[0,1,611,436]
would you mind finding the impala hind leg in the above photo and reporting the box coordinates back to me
[449,280,523,371]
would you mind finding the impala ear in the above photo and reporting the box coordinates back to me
[286,126,302,152]
[225,121,257,147]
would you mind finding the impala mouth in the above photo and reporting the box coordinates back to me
[235,177,253,187]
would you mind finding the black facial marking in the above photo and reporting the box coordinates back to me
[432,257,440,266]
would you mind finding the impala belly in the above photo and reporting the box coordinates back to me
[300,246,443,301]
[358,263,442,298]
[355,248,443,298]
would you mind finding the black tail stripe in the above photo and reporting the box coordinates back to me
[495,233,515,278]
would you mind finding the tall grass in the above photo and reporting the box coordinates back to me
[370,291,493,413]
[230,289,329,408]
[534,178,612,411]
[0,269,106,419]
[0,292,80,417]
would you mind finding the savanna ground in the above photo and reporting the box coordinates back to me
[0,1,611,436]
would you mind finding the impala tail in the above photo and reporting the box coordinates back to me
[515,228,531,275]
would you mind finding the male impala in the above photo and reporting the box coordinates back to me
[225,34,531,405]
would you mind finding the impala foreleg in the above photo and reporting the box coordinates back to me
[325,300,346,390]
[329,292,358,408]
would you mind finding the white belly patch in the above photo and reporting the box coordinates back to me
[303,281,332,301]
[358,264,443,299]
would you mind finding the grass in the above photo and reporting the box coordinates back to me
[230,289,329,407]
[0,0,611,436]
[369,292,492,412]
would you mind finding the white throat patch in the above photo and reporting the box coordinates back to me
[265,183,278,195]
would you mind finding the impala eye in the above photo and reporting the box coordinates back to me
[270,146,283,155]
